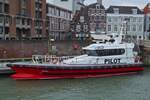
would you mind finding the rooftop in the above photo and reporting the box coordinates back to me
[106,5,143,14]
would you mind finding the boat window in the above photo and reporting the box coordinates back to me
[81,50,87,54]
[87,50,98,56]
[84,49,125,56]
[96,49,125,56]
[83,50,98,56]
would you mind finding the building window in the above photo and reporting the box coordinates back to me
[96,5,100,9]
[127,25,130,31]
[27,19,30,25]
[35,29,42,35]
[96,23,100,29]
[132,25,136,31]
[148,24,150,31]
[132,17,136,22]
[56,9,59,16]
[22,19,25,25]
[0,16,3,24]
[0,3,3,13]
[138,24,142,31]
[61,0,68,1]
[49,7,55,15]
[5,16,10,24]
[21,0,27,8]
[108,17,111,22]
[108,25,111,31]
[113,8,119,14]
[21,9,27,16]
[125,17,130,22]
[80,16,84,23]
[4,4,9,13]
[83,24,88,32]
[114,25,118,32]
[0,27,3,34]
[132,9,137,14]
[5,27,9,34]
[90,16,94,21]
[101,10,105,14]
[16,18,21,25]
[76,24,81,32]
[35,21,42,27]
[113,17,118,22]
[101,16,105,20]
[90,23,95,31]
[35,11,42,18]
[35,3,42,8]
[138,17,142,22]
[96,16,100,21]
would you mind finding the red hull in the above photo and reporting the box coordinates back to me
[10,66,144,80]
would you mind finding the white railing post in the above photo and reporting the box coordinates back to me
[32,55,76,64]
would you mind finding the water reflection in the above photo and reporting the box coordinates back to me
[0,67,149,100]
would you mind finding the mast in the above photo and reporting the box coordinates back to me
[97,0,102,4]
[48,32,52,55]
[48,20,52,55]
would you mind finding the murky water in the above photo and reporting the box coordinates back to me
[0,67,150,100]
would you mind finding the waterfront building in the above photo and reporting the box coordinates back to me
[71,0,106,40]
[88,0,106,34]
[46,3,72,41]
[144,3,150,40]
[106,6,144,40]
[53,0,85,14]
[0,0,46,40]
[70,6,89,40]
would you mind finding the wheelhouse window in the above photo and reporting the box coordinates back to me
[84,49,125,56]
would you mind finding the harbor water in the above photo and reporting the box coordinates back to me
[0,67,150,100]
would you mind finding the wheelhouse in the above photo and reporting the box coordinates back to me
[83,49,125,56]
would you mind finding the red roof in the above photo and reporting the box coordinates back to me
[144,3,150,14]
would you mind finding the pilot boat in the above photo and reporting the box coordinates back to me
[7,33,143,80]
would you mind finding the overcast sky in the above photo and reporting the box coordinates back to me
[47,0,149,9]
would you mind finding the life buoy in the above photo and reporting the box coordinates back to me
[72,43,79,50]
[52,58,58,64]
[135,56,141,62]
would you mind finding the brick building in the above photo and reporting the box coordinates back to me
[88,0,106,34]
[46,3,72,41]
[71,0,106,40]
[0,0,46,40]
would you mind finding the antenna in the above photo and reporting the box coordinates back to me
[97,0,102,4]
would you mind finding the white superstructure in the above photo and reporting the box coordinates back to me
[63,34,140,65]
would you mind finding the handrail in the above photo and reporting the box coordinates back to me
[0,58,31,62]
[32,55,75,64]
[32,55,141,64]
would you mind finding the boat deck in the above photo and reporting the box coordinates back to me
[8,62,143,70]
[0,67,14,74]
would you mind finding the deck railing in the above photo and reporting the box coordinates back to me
[144,40,150,48]
[32,55,142,65]
[32,55,75,64]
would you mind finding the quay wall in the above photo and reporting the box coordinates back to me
[0,39,149,65]
[143,40,150,65]
[0,40,88,59]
